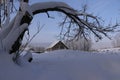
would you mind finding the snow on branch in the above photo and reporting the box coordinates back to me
[30,2,117,41]
[31,2,78,15]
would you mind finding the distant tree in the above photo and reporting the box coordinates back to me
[112,32,120,48]
[0,0,118,63]
[28,44,45,53]
[66,37,92,51]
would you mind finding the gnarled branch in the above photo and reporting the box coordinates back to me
[1,1,118,53]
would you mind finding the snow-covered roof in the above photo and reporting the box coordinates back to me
[46,40,63,49]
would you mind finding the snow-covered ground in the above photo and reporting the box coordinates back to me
[97,47,120,53]
[1,50,120,80]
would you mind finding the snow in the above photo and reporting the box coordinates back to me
[33,50,120,80]
[3,23,28,51]
[1,1,120,80]
[0,52,39,80]
[97,47,120,53]
[31,2,78,15]
[46,40,60,49]
[0,11,28,51]
[1,50,120,80]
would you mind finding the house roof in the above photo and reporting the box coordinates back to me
[46,40,68,49]
[46,40,60,49]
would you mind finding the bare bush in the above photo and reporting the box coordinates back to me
[66,37,92,51]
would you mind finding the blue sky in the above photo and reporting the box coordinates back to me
[27,0,120,44]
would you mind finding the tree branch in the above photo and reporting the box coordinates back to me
[6,1,119,53]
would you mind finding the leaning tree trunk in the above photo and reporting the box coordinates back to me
[10,11,32,53]
[10,0,29,53]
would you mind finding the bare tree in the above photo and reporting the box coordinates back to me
[59,4,118,41]
[66,37,92,51]
[0,0,118,63]
[112,32,120,48]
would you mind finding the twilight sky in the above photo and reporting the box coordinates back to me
[26,0,120,47]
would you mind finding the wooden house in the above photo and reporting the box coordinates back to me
[46,41,68,51]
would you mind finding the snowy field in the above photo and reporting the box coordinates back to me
[97,47,120,53]
[1,50,120,80]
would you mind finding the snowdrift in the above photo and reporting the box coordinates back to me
[1,50,120,80]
